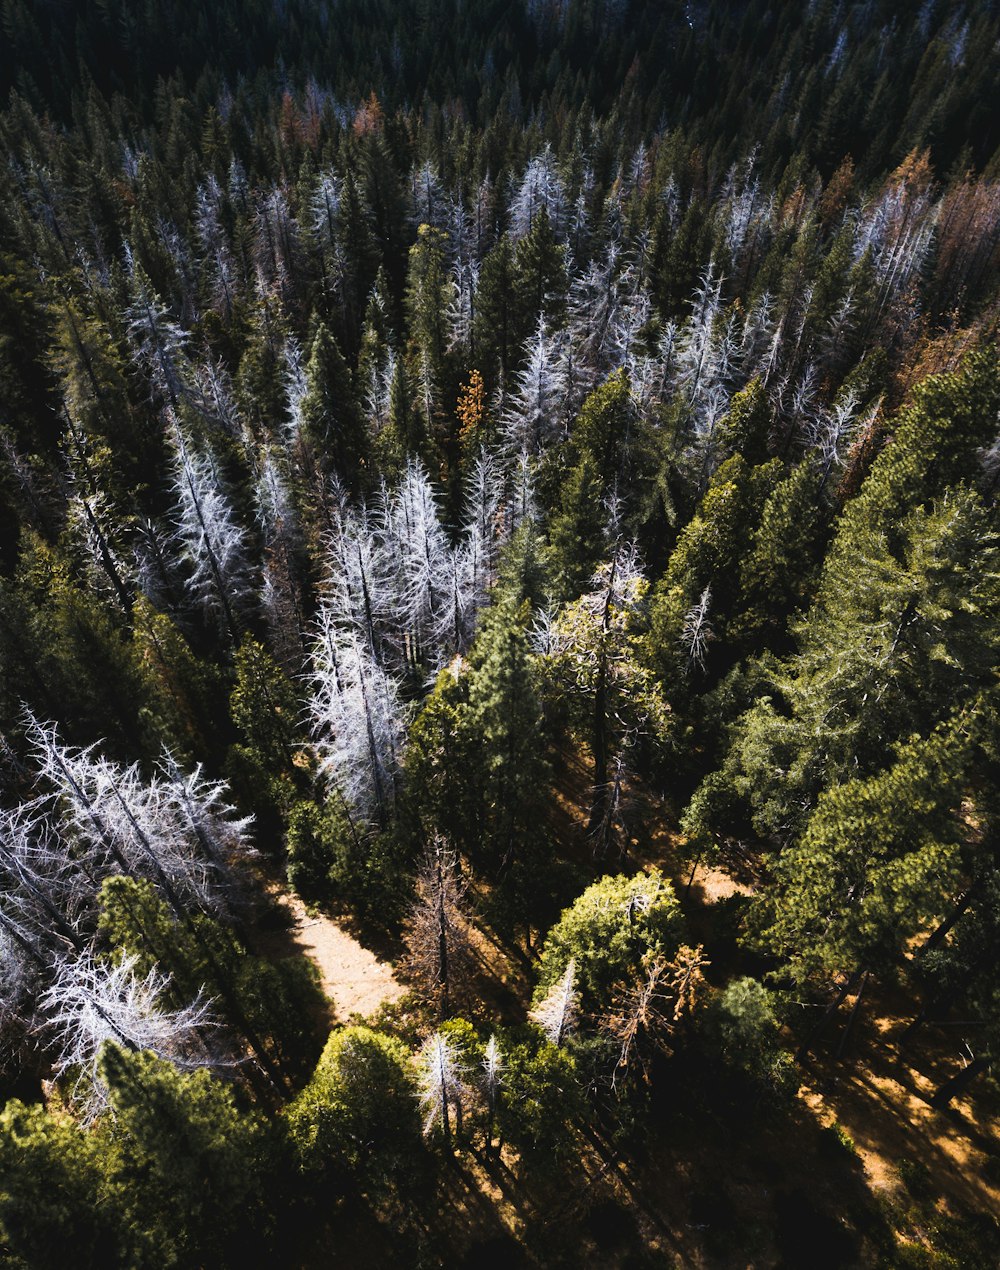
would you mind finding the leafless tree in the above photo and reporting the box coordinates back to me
[402,840,474,1020]
[602,945,709,1089]
[416,1029,470,1146]
[530,958,578,1047]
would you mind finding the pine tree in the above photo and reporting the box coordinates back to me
[545,540,669,849]
[573,367,636,490]
[301,322,368,488]
[530,958,579,1046]
[170,423,255,639]
[0,1099,118,1268]
[96,1044,274,1267]
[512,204,568,334]
[404,223,455,462]
[646,454,785,690]
[701,487,1000,845]
[287,1025,420,1187]
[759,712,974,991]
[546,454,607,603]
[532,870,683,1021]
[465,595,550,874]
[308,614,404,827]
[473,233,517,393]
[40,952,216,1122]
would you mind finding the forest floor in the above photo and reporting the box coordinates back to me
[272,891,406,1021]
[796,998,1000,1250]
[645,808,1000,1267]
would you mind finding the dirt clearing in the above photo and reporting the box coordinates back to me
[276,892,406,1019]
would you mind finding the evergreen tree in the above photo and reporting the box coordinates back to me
[757,712,975,988]
[473,234,517,392]
[97,1043,275,1267]
[0,1100,119,1269]
[533,870,683,1021]
[301,323,368,489]
[287,1025,420,1190]
[547,454,607,603]
[465,595,550,876]
[512,204,568,334]
[711,487,1000,843]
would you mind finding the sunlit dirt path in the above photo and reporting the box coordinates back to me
[275,892,406,1019]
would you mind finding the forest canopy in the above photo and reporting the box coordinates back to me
[1,0,1000,1265]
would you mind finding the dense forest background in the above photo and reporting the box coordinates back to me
[1,0,1000,1266]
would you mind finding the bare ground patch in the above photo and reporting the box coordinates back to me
[274,891,406,1020]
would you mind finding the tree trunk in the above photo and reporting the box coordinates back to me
[921,886,976,956]
[587,657,609,845]
[796,967,866,1062]
[437,859,450,1020]
[685,847,702,896]
[835,971,868,1060]
[440,1081,451,1147]
[930,1054,989,1109]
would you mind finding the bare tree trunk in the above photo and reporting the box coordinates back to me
[685,847,702,895]
[437,854,450,1019]
[440,1078,451,1148]
[796,967,866,1062]
[930,1054,989,1109]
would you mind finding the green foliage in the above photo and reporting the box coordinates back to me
[494,519,551,613]
[513,206,568,334]
[699,977,798,1102]
[465,597,551,870]
[286,1025,421,1188]
[546,454,606,603]
[230,638,301,768]
[734,461,825,644]
[97,1043,276,1268]
[132,597,229,766]
[0,1101,118,1269]
[756,717,972,983]
[473,234,516,391]
[542,554,672,845]
[851,351,1000,537]
[534,870,683,1017]
[98,876,325,1082]
[286,795,412,931]
[0,255,59,458]
[226,637,303,835]
[406,595,552,908]
[0,531,152,757]
[573,368,638,492]
[301,322,367,486]
[404,223,453,464]
[820,1122,859,1158]
[495,1033,583,1168]
[714,377,772,468]
[701,486,1000,843]
[379,356,418,476]
[405,666,479,852]
[2,5,1000,1264]
[646,454,785,690]
[286,798,339,902]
